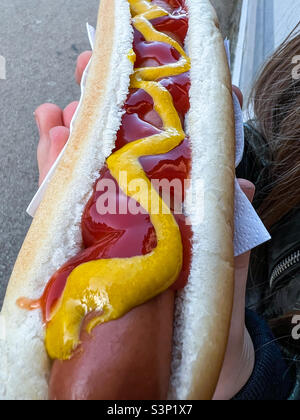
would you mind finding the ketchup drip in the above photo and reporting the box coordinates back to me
[38,0,192,323]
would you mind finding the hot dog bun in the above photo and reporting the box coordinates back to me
[0,0,235,400]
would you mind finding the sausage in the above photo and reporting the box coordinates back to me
[49,290,175,400]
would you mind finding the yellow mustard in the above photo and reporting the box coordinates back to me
[45,0,191,360]
[127,48,136,64]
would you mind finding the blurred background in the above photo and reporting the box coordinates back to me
[1,0,299,306]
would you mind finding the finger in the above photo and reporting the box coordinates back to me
[39,126,70,186]
[35,103,64,137]
[75,51,92,85]
[232,85,243,108]
[35,104,64,182]
[63,101,79,129]
[237,179,255,203]
[49,126,70,161]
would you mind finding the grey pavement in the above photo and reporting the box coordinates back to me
[0,0,240,306]
[212,0,241,46]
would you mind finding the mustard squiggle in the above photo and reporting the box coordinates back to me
[45,0,191,360]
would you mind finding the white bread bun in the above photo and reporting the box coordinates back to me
[0,0,235,400]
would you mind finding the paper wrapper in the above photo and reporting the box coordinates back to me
[27,27,271,256]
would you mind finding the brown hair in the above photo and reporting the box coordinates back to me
[250,25,300,229]
[250,27,300,348]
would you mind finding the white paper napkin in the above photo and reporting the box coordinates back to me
[224,39,271,255]
[232,93,271,255]
[27,26,271,256]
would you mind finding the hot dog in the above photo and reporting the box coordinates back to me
[0,0,235,400]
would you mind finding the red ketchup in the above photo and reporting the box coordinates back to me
[41,0,192,323]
